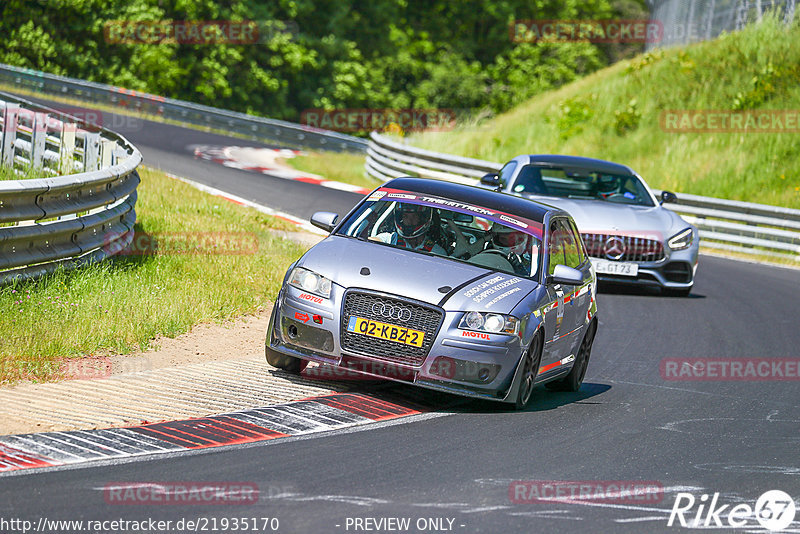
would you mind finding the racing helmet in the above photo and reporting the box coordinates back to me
[491,223,529,255]
[394,203,433,239]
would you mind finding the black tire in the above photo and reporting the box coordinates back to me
[514,332,543,410]
[546,319,597,392]
[264,306,307,374]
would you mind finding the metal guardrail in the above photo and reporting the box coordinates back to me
[0,91,141,284]
[0,63,367,153]
[366,131,800,260]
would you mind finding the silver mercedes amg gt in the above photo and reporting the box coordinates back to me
[266,177,598,408]
[481,155,699,296]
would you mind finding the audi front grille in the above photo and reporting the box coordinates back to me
[341,291,443,366]
[582,233,665,262]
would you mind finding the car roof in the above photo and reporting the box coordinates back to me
[383,177,558,224]
[520,154,635,176]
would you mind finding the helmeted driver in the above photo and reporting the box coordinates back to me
[375,202,446,254]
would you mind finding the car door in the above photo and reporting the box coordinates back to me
[568,218,594,324]
[557,218,591,356]
[541,218,569,368]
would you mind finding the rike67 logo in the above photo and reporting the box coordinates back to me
[668,490,796,531]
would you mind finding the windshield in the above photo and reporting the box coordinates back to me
[510,165,655,207]
[337,194,542,279]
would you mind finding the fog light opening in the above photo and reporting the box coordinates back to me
[478,368,491,382]
[287,325,299,339]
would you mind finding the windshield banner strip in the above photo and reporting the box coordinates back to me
[367,187,544,238]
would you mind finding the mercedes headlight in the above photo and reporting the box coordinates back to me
[460,311,519,335]
[668,228,694,250]
[289,267,332,298]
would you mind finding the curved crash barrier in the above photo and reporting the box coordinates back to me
[0,91,141,284]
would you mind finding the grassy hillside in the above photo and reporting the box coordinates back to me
[409,15,800,209]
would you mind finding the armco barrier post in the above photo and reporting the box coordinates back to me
[1,103,19,166]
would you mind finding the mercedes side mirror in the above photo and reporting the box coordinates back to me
[480,173,501,188]
[660,191,678,205]
[310,211,339,233]
[549,264,583,286]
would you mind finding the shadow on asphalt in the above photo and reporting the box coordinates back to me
[598,281,706,299]
[447,382,612,414]
[276,372,613,416]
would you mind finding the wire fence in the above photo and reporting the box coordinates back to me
[647,0,797,49]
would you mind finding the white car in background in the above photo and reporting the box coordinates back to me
[481,155,699,296]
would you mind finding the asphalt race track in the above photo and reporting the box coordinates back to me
[1,94,799,533]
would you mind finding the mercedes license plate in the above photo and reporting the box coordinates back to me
[591,258,639,277]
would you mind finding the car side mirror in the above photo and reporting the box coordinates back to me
[310,211,339,233]
[480,173,501,188]
[549,264,583,286]
[660,191,678,205]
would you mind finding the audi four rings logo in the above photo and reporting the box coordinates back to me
[371,302,412,322]
[604,236,627,260]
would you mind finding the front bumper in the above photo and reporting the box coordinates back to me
[592,242,699,290]
[266,285,529,402]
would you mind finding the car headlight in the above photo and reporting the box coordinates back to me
[289,267,332,298]
[460,311,519,336]
[668,228,694,250]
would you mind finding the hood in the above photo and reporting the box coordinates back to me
[298,236,539,313]
[524,195,689,238]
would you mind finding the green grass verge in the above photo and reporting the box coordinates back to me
[285,151,381,190]
[0,163,44,182]
[0,166,307,384]
[409,15,800,209]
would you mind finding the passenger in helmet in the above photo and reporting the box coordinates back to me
[492,225,529,255]
[489,223,533,274]
[374,202,447,255]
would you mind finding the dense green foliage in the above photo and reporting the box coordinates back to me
[0,0,646,121]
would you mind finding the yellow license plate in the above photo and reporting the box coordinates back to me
[346,316,425,347]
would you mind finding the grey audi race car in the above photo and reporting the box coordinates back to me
[481,155,699,296]
[266,177,598,408]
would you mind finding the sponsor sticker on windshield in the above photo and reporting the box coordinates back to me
[368,187,543,238]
